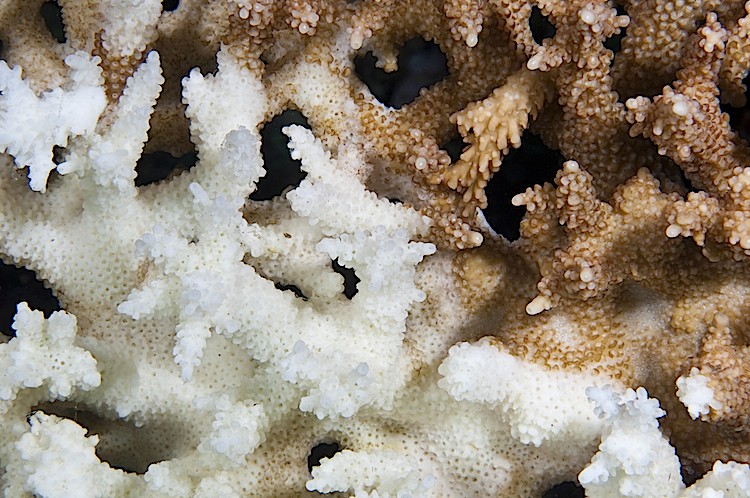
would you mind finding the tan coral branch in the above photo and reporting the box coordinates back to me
[514,163,681,315]
[626,13,750,259]
[440,66,554,208]
[677,313,750,431]
[720,2,750,107]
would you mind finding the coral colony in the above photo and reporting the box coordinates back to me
[3,0,750,496]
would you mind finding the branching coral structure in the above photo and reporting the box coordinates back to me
[3,0,750,496]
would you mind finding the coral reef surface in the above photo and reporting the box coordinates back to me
[2,0,750,496]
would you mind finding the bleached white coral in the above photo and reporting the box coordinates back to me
[579,386,683,498]
[580,385,750,497]
[315,226,436,324]
[437,338,605,446]
[285,125,430,236]
[143,460,193,497]
[118,126,266,381]
[0,52,106,191]
[172,318,213,382]
[306,449,436,497]
[182,50,267,158]
[193,476,243,498]
[676,367,723,420]
[10,412,141,498]
[678,461,750,497]
[196,394,269,465]
[116,116,436,418]
[99,0,161,57]
[0,303,100,410]
[115,278,172,320]
[82,51,164,194]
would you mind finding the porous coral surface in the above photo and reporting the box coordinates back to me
[1,0,750,497]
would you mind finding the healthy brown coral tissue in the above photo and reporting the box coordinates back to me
[1,0,750,497]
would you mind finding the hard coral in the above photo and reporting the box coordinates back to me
[1,0,750,497]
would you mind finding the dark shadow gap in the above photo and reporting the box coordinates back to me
[162,0,179,12]
[542,481,584,498]
[530,6,556,45]
[354,37,448,109]
[331,259,359,300]
[40,145,66,189]
[441,136,467,163]
[680,455,708,487]
[481,133,565,241]
[135,150,197,186]
[603,4,627,57]
[274,282,308,301]
[40,1,66,44]
[307,441,341,472]
[721,72,750,145]
[0,262,60,337]
[251,109,310,201]
[675,165,696,193]
[52,145,66,165]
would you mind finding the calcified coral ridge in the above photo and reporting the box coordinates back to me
[3,0,750,496]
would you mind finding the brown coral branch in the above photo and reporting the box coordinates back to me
[678,313,750,430]
[719,2,750,107]
[440,66,555,208]
[443,0,489,47]
[513,163,682,314]
[626,13,750,259]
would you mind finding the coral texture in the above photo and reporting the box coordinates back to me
[2,0,750,497]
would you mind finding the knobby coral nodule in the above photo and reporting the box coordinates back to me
[1,0,750,496]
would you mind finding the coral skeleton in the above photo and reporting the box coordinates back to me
[1,0,750,496]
